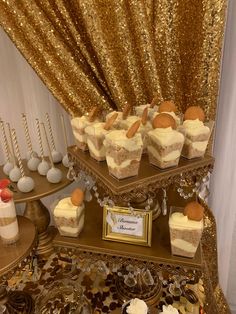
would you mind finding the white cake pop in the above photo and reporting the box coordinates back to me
[52,150,63,163]
[38,159,50,176]
[46,167,62,183]
[9,166,21,182]
[3,161,14,176]
[27,156,41,171]
[17,176,35,193]
[26,150,39,160]
[62,154,70,167]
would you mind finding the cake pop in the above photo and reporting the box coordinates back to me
[11,129,35,193]
[6,123,21,182]
[0,119,13,175]
[41,122,62,184]
[35,119,50,176]
[45,113,62,163]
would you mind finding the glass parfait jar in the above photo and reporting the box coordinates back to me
[0,199,19,245]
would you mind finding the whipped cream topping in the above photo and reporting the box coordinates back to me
[85,122,110,137]
[71,116,99,131]
[148,127,184,146]
[104,130,143,152]
[126,298,148,314]
[135,104,159,119]
[160,305,179,314]
[119,116,140,129]
[54,197,84,218]
[183,119,210,137]
[106,111,123,127]
[169,212,203,230]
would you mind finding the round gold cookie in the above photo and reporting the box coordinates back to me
[159,100,177,113]
[184,106,205,122]
[71,188,84,206]
[152,113,176,129]
[184,201,204,221]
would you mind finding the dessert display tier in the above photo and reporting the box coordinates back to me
[0,216,37,277]
[68,146,214,202]
[53,198,202,270]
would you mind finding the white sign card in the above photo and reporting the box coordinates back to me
[103,206,152,247]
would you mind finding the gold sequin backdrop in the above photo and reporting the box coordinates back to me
[0,0,226,119]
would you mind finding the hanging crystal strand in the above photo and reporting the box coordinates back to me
[162,188,168,216]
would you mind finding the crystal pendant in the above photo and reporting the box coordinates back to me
[124,273,137,287]
[162,189,167,216]
[142,269,154,286]
[85,188,92,202]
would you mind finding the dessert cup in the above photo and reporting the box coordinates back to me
[53,197,85,237]
[134,104,159,120]
[105,111,123,129]
[169,206,203,258]
[104,130,143,179]
[147,127,184,169]
[71,116,99,151]
[0,199,19,245]
[180,120,214,159]
[85,122,111,161]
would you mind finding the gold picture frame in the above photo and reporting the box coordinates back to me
[102,206,152,247]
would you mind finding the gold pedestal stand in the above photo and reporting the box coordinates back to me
[24,200,52,256]
[0,161,71,257]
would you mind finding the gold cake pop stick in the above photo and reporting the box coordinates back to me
[11,129,25,178]
[60,114,68,149]
[41,123,54,168]
[45,113,56,151]
[0,119,11,162]
[21,113,33,155]
[36,119,45,159]
[6,123,17,167]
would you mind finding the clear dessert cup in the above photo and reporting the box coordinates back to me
[0,200,19,245]
[71,116,99,152]
[53,197,85,238]
[84,122,110,162]
[180,120,214,159]
[147,128,184,169]
[168,206,203,258]
[134,104,159,120]
[104,130,143,180]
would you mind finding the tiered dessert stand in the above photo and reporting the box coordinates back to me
[52,145,227,313]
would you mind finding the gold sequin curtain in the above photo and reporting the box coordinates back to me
[0,0,226,119]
